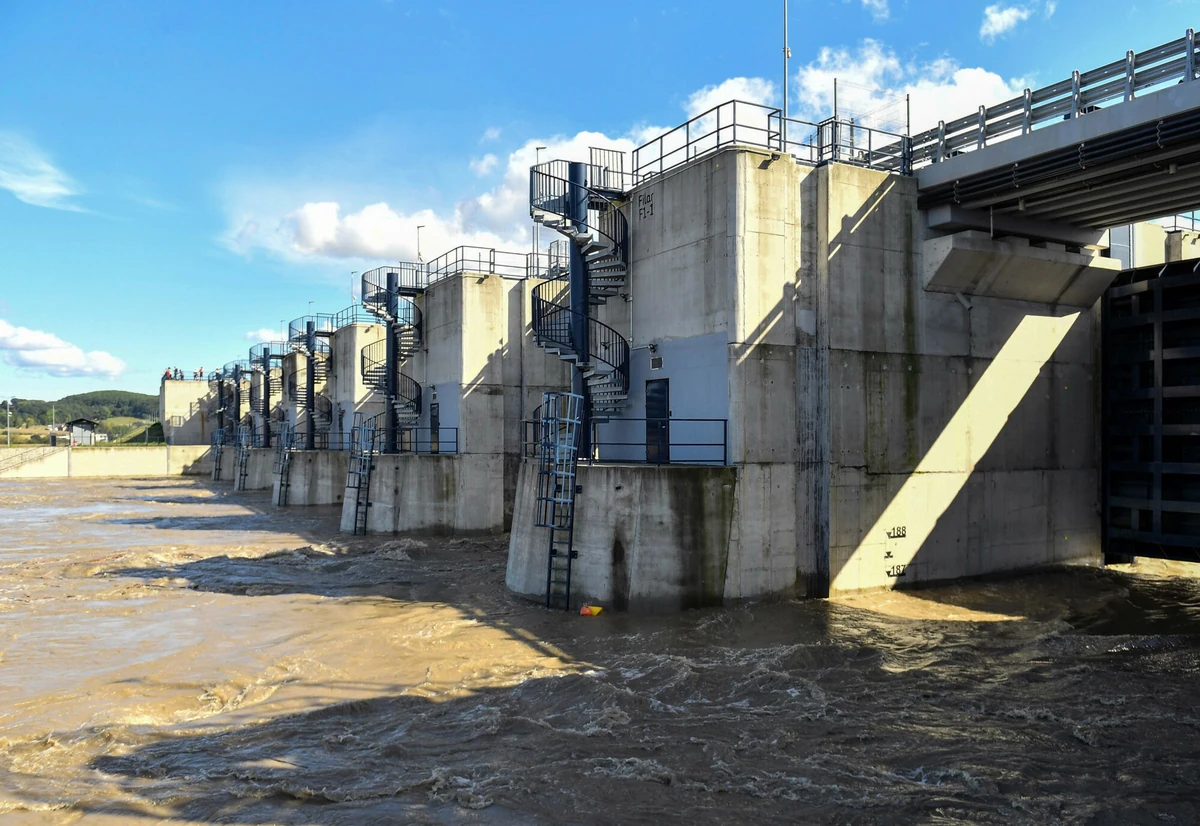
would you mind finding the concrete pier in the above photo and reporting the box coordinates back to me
[508,146,1132,605]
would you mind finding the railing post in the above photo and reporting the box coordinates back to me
[567,161,592,457]
[1188,29,1196,83]
[936,120,946,162]
[902,136,912,176]
[261,354,272,449]
[1125,50,1136,102]
[384,271,399,455]
[1071,69,1081,119]
[232,364,242,427]
[305,321,316,451]
[977,105,986,149]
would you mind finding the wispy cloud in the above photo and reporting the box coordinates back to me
[469,154,499,176]
[480,127,501,143]
[244,328,285,343]
[685,77,777,117]
[0,319,125,378]
[795,39,1027,133]
[861,0,889,21]
[980,4,1033,43]
[0,132,84,211]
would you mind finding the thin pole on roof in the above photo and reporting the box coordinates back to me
[782,0,790,150]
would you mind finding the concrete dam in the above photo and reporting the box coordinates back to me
[108,28,1200,612]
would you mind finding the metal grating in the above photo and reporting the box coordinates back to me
[1104,257,1200,563]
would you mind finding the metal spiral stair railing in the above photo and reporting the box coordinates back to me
[530,161,629,303]
[360,337,422,426]
[531,279,630,413]
[529,161,631,412]
[361,268,426,322]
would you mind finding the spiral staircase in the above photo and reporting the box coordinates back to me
[287,318,334,448]
[529,160,631,414]
[360,267,424,433]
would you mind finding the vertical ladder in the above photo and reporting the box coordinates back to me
[273,421,295,506]
[210,428,226,482]
[534,392,584,611]
[234,425,251,492]
[346,412,378,536]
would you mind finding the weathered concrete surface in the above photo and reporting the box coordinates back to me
[343,272,569,535]
[0,446,213,478]
[159,380,213,446]
[507,463,738,611]
[339,453,505,535]
[273,450,348,506]
[510,148,1109,608]
[923,230,1122,307]
[815,162,1102,595]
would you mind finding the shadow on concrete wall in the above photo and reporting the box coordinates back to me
[818,174,1097,599]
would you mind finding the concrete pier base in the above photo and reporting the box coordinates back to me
[273,450,348,506]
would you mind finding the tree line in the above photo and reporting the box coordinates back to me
[3,391,158,428]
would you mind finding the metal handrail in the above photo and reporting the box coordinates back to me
[529,164,628,262]
[521,417,729,466]
[360,339,422,412]
[894,28,1199,168]
[249,341,289,363]
[630,98,910,178]
[358,245,568,298]
[0,445,67,474]
[360,269,423,329]
[531,282,630,401]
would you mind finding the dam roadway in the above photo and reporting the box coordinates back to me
[1,476,1199,824]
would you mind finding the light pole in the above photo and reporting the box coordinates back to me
[534,146,546,259]
[416,225,425,263]
[782,0,791,151]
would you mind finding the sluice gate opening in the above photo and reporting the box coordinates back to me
[1104,258,1200,563]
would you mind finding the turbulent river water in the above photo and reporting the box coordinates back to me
[1,478,1199,825]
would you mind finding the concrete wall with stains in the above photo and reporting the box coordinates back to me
[509,145,1121,608]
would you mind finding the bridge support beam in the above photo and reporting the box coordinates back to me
[923,229,1122,307]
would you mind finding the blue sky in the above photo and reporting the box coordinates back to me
[0,0,1192,400]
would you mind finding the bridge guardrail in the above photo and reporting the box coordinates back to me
[895,28,1199,169]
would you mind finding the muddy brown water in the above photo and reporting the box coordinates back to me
[1,478,1199,825]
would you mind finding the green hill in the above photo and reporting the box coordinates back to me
[5,391,158,428]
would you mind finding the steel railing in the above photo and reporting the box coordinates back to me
[529,164,629,262]
[631,99,911,179]
[531,282,630,402]
[358,245,570,297]
[360,269,423,327]
[521,417,728,466]
[892,28,1199,169]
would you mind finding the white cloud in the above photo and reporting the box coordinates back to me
[0,320,125,378]
[980,4,1033,43]
[794,39,1026,134]
[226,127,651,263]
[1045,1,1057,17]
[244,328,284,343]
[0,132,84,211]
[685,77,777,118]
[469,154,499,176]
[480,127,501,143]
[861,0,889,21]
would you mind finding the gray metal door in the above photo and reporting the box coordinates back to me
[646,379,669,464]
[429,402,440,455]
